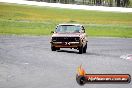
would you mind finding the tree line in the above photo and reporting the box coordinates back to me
[28,0,130,7]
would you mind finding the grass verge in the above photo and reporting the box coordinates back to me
[0,3,132,37]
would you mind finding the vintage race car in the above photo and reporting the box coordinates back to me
[50,24,88,54]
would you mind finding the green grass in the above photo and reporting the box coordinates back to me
[0,3,132,37]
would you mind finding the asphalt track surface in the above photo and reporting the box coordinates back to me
[0,35,132,88]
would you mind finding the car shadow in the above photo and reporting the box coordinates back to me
[56,50,118,58]
[57,49,79,54]
[85,52,119,58]
[57,50,119,58]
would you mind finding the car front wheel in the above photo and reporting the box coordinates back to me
[79,45,83,54]
[51,46,56,51]
[83,43,87,53]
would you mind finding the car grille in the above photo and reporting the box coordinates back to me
[52,37,80,42]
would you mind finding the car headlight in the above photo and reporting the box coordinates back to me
[74,37,80,42]
[52,37,57,42]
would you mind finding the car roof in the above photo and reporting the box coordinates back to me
[58,23,82,26]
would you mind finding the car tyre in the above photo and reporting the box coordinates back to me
[83,43,87,53]
[79,45,83,54]
[51,46,56,51]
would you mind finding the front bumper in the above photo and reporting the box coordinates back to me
[50,42,81,48]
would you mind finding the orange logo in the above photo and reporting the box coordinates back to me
[76,65,131,85]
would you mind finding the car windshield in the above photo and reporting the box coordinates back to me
[56,25,81,33]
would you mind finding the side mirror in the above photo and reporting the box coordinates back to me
[82,29,85,33]
[81,26,85,33]
[51,31,54,34]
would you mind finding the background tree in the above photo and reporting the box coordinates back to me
[117,0,120,6]
[28,0,131,7]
